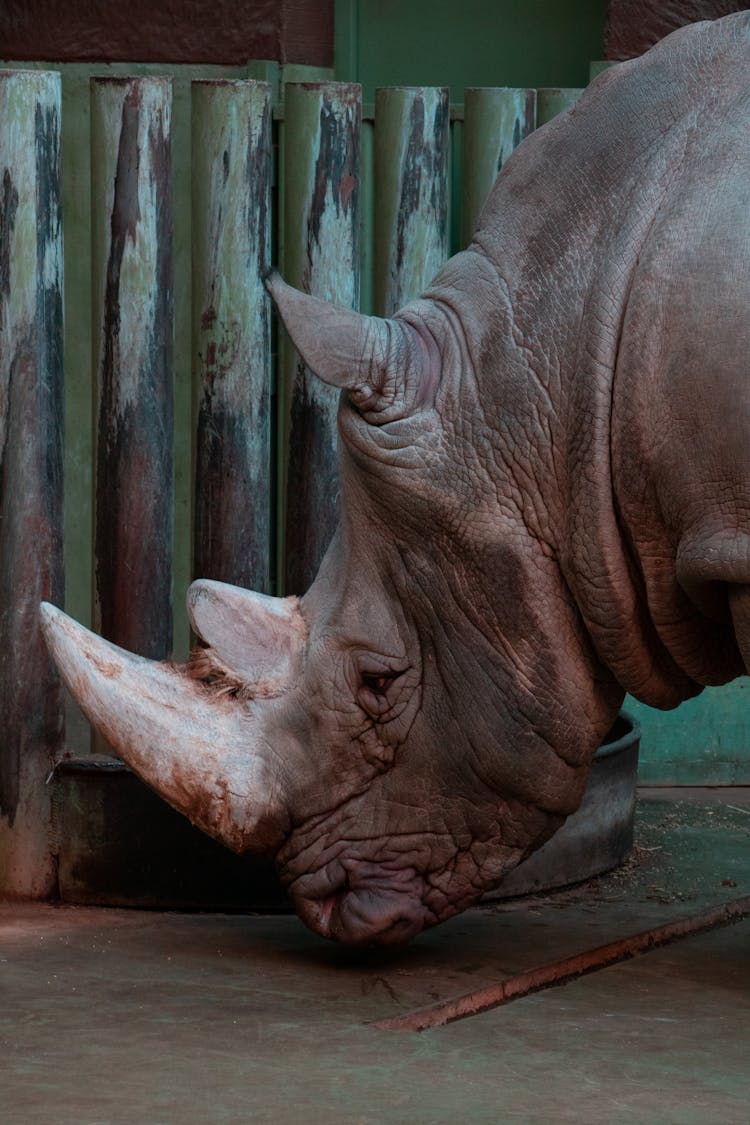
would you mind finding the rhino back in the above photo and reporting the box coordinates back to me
[464,13,749,707]
[612,45,750,691]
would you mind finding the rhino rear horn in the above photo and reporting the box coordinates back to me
[187,579,306,694]
[265,271,435,422]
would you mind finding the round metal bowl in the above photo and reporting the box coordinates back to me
[485,711,641,900]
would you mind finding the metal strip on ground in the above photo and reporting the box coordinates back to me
[373,895,750,1032]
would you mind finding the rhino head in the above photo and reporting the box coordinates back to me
[42,266,622,945]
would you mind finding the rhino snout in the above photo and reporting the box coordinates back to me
[291,864,428,946]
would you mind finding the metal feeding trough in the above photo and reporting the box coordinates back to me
[486,711,641,900]
[57,711,640,910]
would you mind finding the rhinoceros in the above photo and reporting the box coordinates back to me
[41,13,750,944]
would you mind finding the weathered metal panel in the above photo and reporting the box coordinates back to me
[91,77,174,658]
[461,87,536,248]
[373,86,450,316]
[536,87,584,125]
[0,69,64,896]
[191,80,272,592]
[281,81,361,594]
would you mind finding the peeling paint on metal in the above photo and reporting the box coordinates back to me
[0,69,63,895]
[461,87,536,248]
[282,82,361,595]
[192,79,273,592]
[91,77,173,660]
[374,87,450,317]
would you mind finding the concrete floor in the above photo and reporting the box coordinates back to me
[2,791,749,1124]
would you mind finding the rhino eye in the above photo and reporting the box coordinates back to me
[357,665,409,719]
[361,672,394,696]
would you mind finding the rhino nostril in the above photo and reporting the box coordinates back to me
[317,895,336,933]
[292,867,350,939]
[375,899,426,942]
[290,861,426,945]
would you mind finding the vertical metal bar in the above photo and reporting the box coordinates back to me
[0,69,64,896]
[450,115,462,258]
[461,88,536,247]
[91,77,174,659]
[191,80,272,593]
[281,81,361,594]
[373,86,450,316]
[536,87,584,126]
[360,114,375,316]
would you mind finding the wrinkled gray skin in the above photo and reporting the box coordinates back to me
[43,15,750,944]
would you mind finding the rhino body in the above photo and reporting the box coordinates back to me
[43,14,750,944]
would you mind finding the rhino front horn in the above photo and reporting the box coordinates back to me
[39,603,289,853]
[265,270,435,422]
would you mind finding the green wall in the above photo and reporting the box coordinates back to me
[336,0,607,97]
[629,683,750,785]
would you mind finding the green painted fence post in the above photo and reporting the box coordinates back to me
[281,81,361,595]
[536,87,584,125]
[374,86,450,316]
[90,76,174,662]
[0,69,64,896]
[191,79,273,593]
[461,87,536,248]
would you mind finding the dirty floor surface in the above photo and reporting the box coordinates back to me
[2,791,749,1124]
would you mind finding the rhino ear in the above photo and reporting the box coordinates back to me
[265,271,435,422]
[187,580,306,695]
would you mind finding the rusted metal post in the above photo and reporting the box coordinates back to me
[461,88,536,247]
[373,86,450,316]
[191,80,272,593]
[0,69,64,896]
[536,87,584,125]
[91,77,174,658]
[281,81,361,594]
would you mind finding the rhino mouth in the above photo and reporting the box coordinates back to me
[289,863,431,946]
